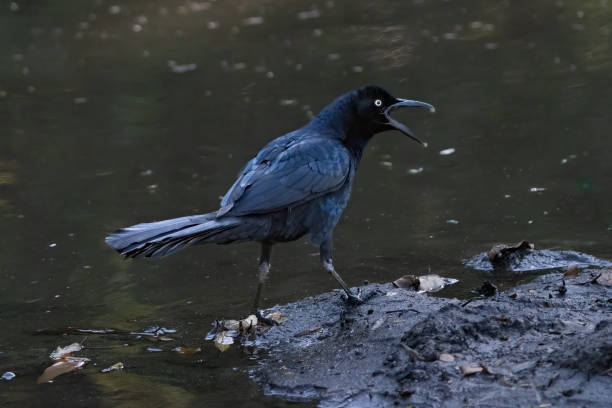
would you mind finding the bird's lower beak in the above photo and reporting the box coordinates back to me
[384,98,435,146]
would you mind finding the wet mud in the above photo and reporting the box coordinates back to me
[252,270,612,407]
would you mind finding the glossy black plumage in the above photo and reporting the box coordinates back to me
[105,85,434,304]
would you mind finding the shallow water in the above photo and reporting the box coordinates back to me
[1,0,611,406]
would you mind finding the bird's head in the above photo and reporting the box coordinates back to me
[354,85,435,146]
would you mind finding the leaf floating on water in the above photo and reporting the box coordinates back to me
[439,353,455,362]
[101,362,124,373]
[459,364,483,376]
[173,346,201,355]
[487,240,534,263]
[393,275,420,289]
[50,343,82,360]
[563,264,580,278]
[214,331,234,352]
[38,357,89,383]
[2,371,16,380]
[596,269,612,286]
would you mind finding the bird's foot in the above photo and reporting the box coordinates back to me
[256,310,279,326]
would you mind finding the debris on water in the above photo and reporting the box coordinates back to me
[50,343,82,360]
[101,362,124,373]
[38,343,89,383]
[487,240,534,262]
[168,60,197,73]
[407,167,423,175]
[446,219,459,224]
[146,347,163,352]
[439,147,455,155]
[214,331,235,352]
[393,274,458,293]
[140,169,153,176]
[2,371,15,380]
[48,243,57,248]
[109,5,121,15]
[265,311,286,325]
[460,364,483,376]
[73,97,87,104]
[529,187,547,192]
[173,346,201,355]
[563,264,580,278]
[243,16,264,25]
[297,9,321,20]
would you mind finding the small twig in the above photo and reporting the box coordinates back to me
[401,343,425,361]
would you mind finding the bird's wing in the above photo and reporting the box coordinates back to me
[218,137,350,216]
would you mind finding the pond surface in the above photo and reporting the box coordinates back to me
[1,0,611,406]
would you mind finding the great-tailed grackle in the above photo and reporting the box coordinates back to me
[106,85,434,312]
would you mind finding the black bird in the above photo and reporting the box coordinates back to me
[105,85,434,313]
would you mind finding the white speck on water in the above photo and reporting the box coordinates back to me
[470,21,483,29]
[529,187,546,192]
[49,243,57,248]
[22,67,30,75]
[446,219,459,224]
[266,71,274,79]
[146,347,163,352]
[313,28,323,36]
[297,9,321,20]
[280,99,297,106]
[327,53,340,61]
[207,21,219,30]
[577,10,584,18]
[2,372,15,380]
[443,32,457,40]
[408,167,424,175]
[10,2,19,12]
[352,66,363,73]
[109,5,121,15]
[142,49,150,57]
[439,148,455,155]
[74,97,88,104]
[136,15,148,24]
[528,220,534,224]
[140,169,153,176]
[132,24,142,32]
[484,42,498,50]
[168,61,197,73]
[504,194,511,198]
[244,16,264,25]
[380,161,393,169]
[233,62,246,70]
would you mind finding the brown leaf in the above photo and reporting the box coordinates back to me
[439,353,454,362]
[173,346,201,355]
[38,357,89,383]
[563,264,580,278]
[487,241,534,262]
[596,270,612,286]
[101,362,124,373]
[393,275,419,289]
[459,364,483,376]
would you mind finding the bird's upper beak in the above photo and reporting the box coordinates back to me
[384,98,435,146]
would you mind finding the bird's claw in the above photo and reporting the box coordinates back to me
[256,310,279,326]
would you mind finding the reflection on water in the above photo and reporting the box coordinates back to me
[1,0,611,406]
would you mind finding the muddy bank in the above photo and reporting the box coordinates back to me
[251,270,611,407]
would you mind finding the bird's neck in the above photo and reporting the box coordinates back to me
[307,92,374,158]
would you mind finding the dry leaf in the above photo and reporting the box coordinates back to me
[50,343,82,360]
[265,311,286,324]
[214,331,235,352]
[38,357,89,383]
[459,364,483,376]
[596,270,612,286]
[563,265,580,278]
[393,275,420,289]
[173,346,201,355]
[417,274,458,293]
[439,353,454,362]
[487,241,534,262]
[101,362,124,373]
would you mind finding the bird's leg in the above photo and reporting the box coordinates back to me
[320,239,362,304]
[253,242,277,325]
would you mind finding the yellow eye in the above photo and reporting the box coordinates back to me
[374,99,382,107]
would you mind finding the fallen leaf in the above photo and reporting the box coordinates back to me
[487,241,534,262]
[563,264,580,278]
[596,270,612,286]
[265,311,286,325]
[101,362,124,373]
[214,331,235,352]
[417,274,458,293]
[173,346,201,355]
[50,343,82,360]
[460,364,483,376]
[393,275,420,289]
[439,353,454,362]
[38,357,89,383]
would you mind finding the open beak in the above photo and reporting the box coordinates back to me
[384,98,435,146]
